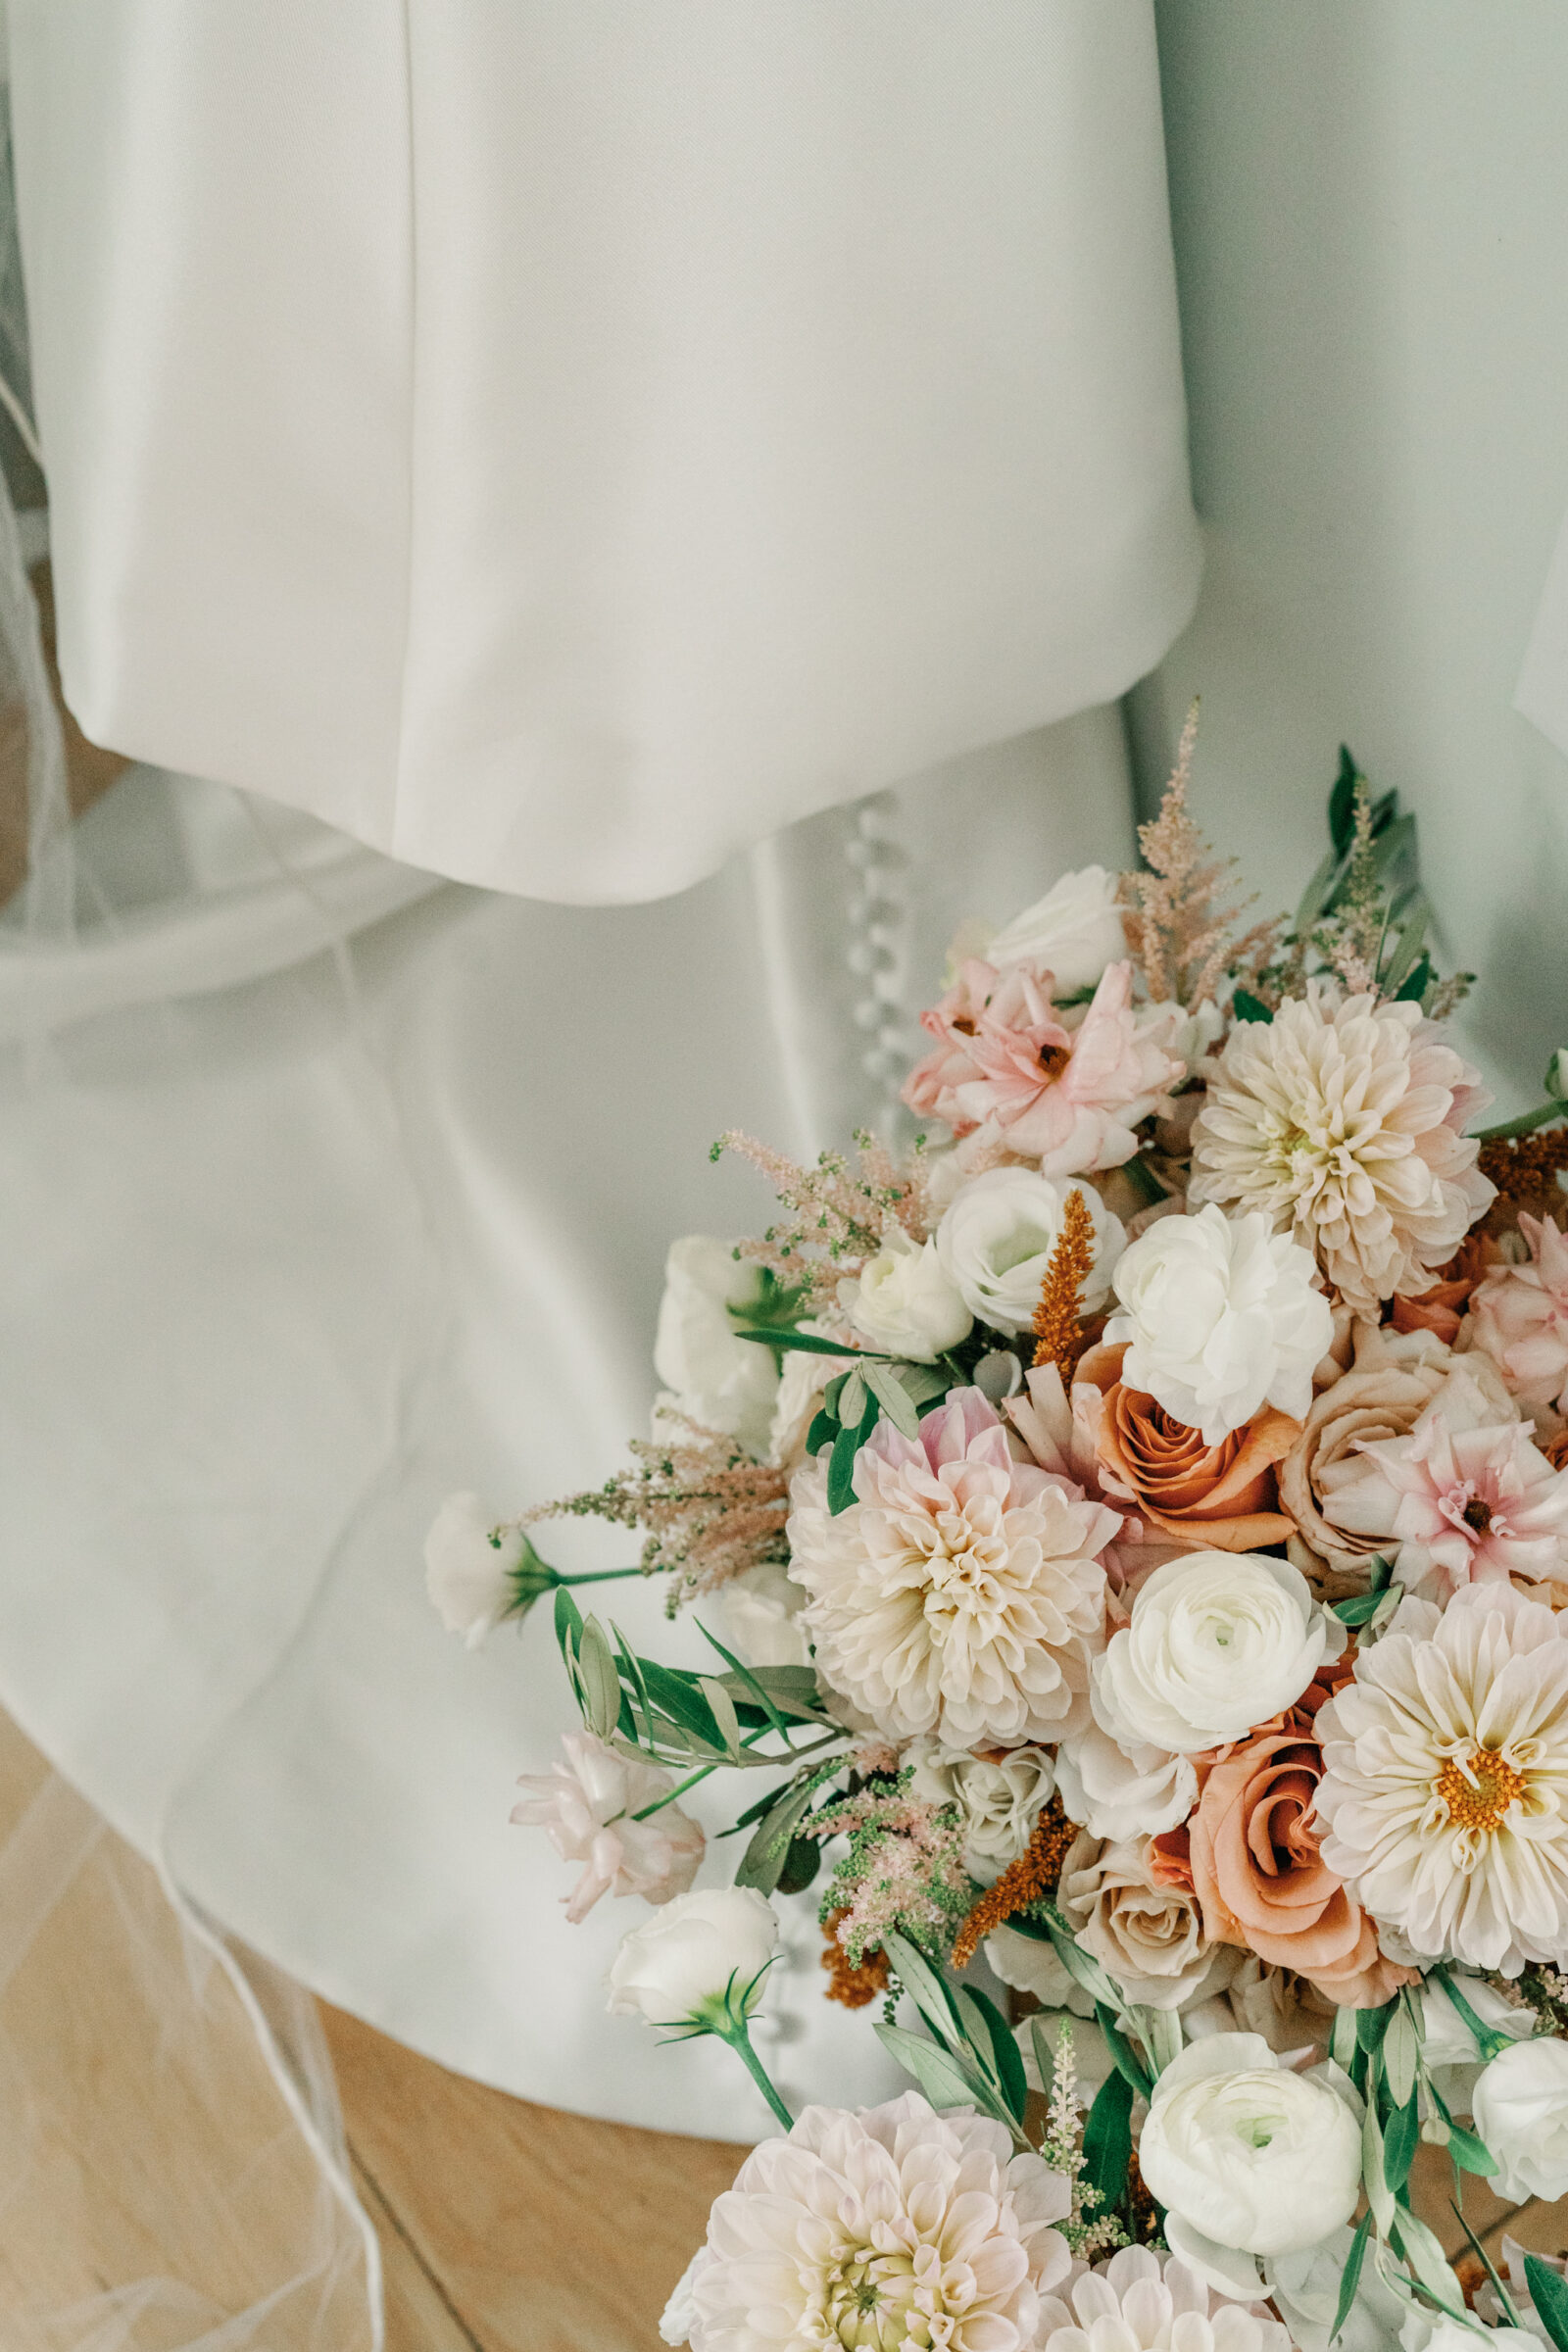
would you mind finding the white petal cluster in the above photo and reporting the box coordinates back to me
[654,1236,781,1458]
[905,1738,1055,1870]
[936,1165,1125,1336]
[672,2092,1073,2352]
[986,863,1129,992]
[607,1887,778,2029]
[1092,1551,1336,1756]
[1037,2245,1292,2352]
[1472,2037,1568,2202]
[1105,1202,1333,1445]
[841,1230,973,1360]
[1314,1583,1568,1972]
[1190,987,1494,1313]
[423,1491,525,1648]
[1054,1717,1198,1841]
[1139,2034,1362,2257]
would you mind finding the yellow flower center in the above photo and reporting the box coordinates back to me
[1435,1747,1527,1833]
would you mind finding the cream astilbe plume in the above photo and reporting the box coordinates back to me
[1190,983,1494,1311]
[713,1127,929,1305]
[1119,703,1282,1011]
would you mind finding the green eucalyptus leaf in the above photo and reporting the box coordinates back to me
[839,1368,868,1428]
[1232,990,1273,1025]
[1331,2212,1374,2346]
[1525,2258,1568,2352]
[827,1420,861,1514]
[737,1779,821,1894]
[1383,2090,1419,2194]
[1383,2000,1419,2112]
[883,1933,962,2038]
[699,1675,744,1760]
[575,1617,623,1740]
[1083,2069,1135,2214]
[957,1986,1029,2124]
[864,1360,922,1441]
[1362,2096,1395,2236]
[805,1407,838,1455]
[1443,2120,1498,2177]
[874,2022,1000,2120]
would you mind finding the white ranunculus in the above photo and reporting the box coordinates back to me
[1139,2034,1362,2257]
[986,863,1128,992]
[936,1167,1125,1336]
[1105,1202,1334,1444]
[1054,1719,1198,1841]
[839,1231,973,1360]
[716,1559,812,1670]
[906,1738,1054,1872]
[654,1237,781,1459]
[1093,1550,1337,1755]
[608,1887,779,2029]
[1472,2035,1568,2201]
[424,1492,526,1648]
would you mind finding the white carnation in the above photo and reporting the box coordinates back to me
[1140,2034,1362,2257]
[840,1230,973,1360]
[1472,2036,1568,2202]
[1093,1550,1337,1755]
[986,863,1128,992]
[1105,1202,1334,1445]
[936,1166,1125,1335]
[654,1237,780,1457]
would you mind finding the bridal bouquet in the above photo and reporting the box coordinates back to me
[428,713,1568,2352]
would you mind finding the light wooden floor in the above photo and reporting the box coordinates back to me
[0,1704,1562,2352]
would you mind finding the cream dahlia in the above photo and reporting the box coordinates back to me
[1314,1583,1568,1972]
[788,1389,1114,1747]
[672,2091,1073,2352]
[1037,2244,1291,2352]
[1190,986,1494,1311]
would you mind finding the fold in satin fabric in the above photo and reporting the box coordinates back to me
[8,0,1199,903]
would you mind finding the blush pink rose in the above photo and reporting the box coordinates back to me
[1467,1212,1568,1411]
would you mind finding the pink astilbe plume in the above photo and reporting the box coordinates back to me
[809,1775,976,1965]
[715,1126,930,1300]
[1119,701,1282,1009]
[526,1414,789,1613]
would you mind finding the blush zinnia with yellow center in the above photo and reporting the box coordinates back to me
[1314,1583,1568,1972]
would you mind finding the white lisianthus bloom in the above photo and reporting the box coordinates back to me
[1037,2247,1293,2352]
[1472,2037,1568,2201]
[715,1558,812,1670]
[1105,1202,1334,1444]
[1419,1973,1535,2111]
[986,863,1129,992]
[936,1166,1125,1335]
[1054,1719,1199,1841]
[1139,2034,1362,2258]
[608,1887,779,2029]
[1093,1550,1337,1755]
[654,1237,781,1458]
[906,1739,1055,1872]
[1314,1583,1568,1973]
[841,1230,973,1360]
[678,2091,1073,2352]
[424,1492,526,1647]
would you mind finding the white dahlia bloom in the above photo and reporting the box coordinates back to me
[1190,986,1494,1313]
[671,2091,1073,2352]
[1037,2245,1291,2352]
[788,1389,1114,1747]
[1104,1202,1332,1444]
[1314,1583,1568,1972]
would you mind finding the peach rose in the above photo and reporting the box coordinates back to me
[1278,1317,1516,1595]
[1188,1726,1410,2008]
[1390,1233,1499,1345]
[1073,1343,1298,1551]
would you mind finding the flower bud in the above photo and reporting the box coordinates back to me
[608,1887,779,2031]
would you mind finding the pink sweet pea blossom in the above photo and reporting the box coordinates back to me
[1467,1212,1568,1411]
[512,1730,705,1922]
[902,957,1183,1178]
[1327,1379,1568,1598]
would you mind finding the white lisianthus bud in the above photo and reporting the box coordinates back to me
[935,1166,1125,1336]
[986,864,1128,992]
[608,1887,779,2030]
[654,1237,782,1459]
[1140,2033,1362,2256]
[1472,2036,1568,2201]
[1093,1550,1338,1755]
[840,1231,972,1360]
[1548,1049,1568,1102]
[1105,1202,1333,1444]
[424,1492,529,1648]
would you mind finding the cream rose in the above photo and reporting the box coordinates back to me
[936,1166,1125,1335]
[1059,1830,1236,2010]
[840,1231,973,1360]
[1092,1550,1338,1755]
[1139,2034,1362,2257]
[654,1237,781,1458]
[607,1887,778,2029]
[1472,2036,1568,2201]
[1105,1204,1334,1445]
[906,1740,1055,1871]
[1054,1718,1198,1842]
[986,863,1128,991]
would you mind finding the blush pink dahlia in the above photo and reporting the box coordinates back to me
[903,958,1184,1179]
[1190,985,1494,1311]
[788,1389,1114,1747]
[511,1731,705,1923]
[1326,1382,1568,1599]
[670,2092,1073,2352]
[1467,1212,1568,1412]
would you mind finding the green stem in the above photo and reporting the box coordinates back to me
[719,2019,794,2133]
[1471,1100,1568,1142]
[631,1729,845,1823]
[557,1567,646,1586]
